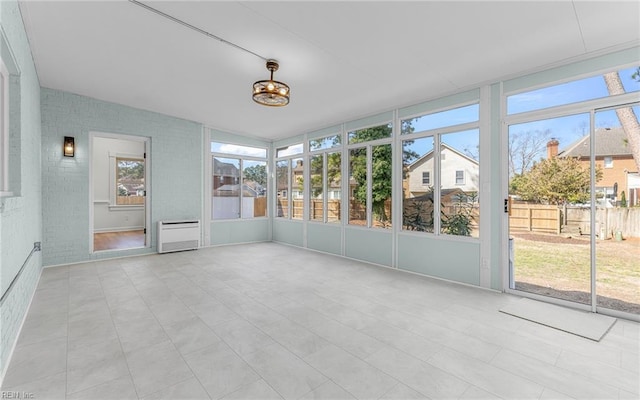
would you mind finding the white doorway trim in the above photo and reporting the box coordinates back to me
[89,131,151,253]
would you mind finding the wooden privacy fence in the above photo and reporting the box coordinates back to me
[509,204,561,234]
[116,195,144,205]
[565,206,640,238]
[277,199,342,220]
[510,204,640,238]
[254,197,267,217]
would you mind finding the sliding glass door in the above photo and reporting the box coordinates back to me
[507,104,640,316]
[594,105,640,315]
[507,113,593,307]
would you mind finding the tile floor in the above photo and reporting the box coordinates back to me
[1,242,638,399]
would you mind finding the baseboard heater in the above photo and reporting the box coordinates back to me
[157,220,200,253]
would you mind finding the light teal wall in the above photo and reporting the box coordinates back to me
[211,219,269,246]
[272,219,304,247]
[398,235,480,286]
[345,227,392,266]
[0,0,43,376]
[40,88,203,266]
[307,223,341,255]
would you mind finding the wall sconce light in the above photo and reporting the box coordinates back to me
[63,136,75,157]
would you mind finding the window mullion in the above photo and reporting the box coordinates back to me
[239,159,243,218]
[323,152,328,223]
[366,145,372,228]
[434,135,442,234]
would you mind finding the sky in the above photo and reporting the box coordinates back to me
[507,66,639,157]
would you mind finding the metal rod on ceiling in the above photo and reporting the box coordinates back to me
[128,0,267,61]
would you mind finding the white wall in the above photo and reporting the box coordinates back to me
[92,136,144,232]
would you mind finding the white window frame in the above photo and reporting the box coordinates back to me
[107,152,144,210]
[308,134,343,224]
[274,144,303,220]
[346,123,393,229]
[211,148,268,221]
[399,101,480,238]
[604,156,613,168]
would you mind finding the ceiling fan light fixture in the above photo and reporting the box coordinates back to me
[253,59,290,107]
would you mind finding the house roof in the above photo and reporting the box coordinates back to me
[407,143,479,170]
[560,127,632,158]
[213,158,239,175]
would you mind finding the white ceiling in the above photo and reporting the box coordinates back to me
[19,1,640,141]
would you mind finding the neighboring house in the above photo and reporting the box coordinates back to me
[213,158,239,190]
[558,127,639,206]
[405,143,479,198]
[277,159,303,198]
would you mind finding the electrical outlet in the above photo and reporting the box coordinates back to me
[34,242,41,251]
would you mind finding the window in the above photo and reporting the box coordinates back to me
[309,135,342,223]
[404,104,479,134]
[275,143,304,220]
[211,142,267,158]
[422,171,430,185]
[310,154,324,222]
[348,123,392,144]
[211,142,267,220]
[402,136,435,232]
[441,129,479,236]
[276,143,303,157]
[213,157,240,219]
[116,158,145,205]
[455,170,465,185]
[276,160,289,218]
[348,123,393,229]
[507,67,640,115]
[242,160,267,219]
[401,108,479,237]
[604,156,613,168]
[310,134,341,151]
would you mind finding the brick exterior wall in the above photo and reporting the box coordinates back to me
[579,156,637,201]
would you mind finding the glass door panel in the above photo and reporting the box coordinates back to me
[594,105,640,314]
[508,113,592,305]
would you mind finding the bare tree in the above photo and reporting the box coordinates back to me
[603,71,640,172]
[508,129,552,177]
